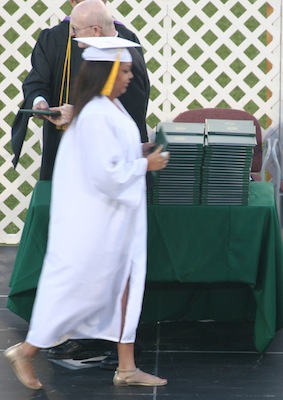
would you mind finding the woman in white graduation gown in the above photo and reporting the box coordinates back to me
[5,36,169,389]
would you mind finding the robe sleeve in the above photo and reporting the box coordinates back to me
[22,29,58,104]
[11,24,68,168]
[78,113,148,208]
[11,31,51,168]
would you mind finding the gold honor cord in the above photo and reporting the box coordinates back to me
[57,34,71,131]
[101,49,121,96]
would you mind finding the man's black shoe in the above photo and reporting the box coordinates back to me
[99,350,118,370]
[47,339,110,360]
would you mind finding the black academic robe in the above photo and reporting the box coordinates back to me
[11,20,150,180]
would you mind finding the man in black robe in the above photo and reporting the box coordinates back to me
[12,0,150,180]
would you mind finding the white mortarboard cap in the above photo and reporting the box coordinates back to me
[74,36,141,63]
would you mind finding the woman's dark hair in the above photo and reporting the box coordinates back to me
[70,60,113,121]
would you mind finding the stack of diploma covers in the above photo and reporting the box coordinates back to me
[151,122,205,205]
[150,119,256,206]
[201,119,256,205]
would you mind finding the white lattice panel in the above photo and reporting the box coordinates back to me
[0,0,282,244]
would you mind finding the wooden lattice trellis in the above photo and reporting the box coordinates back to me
[0,0,282,244]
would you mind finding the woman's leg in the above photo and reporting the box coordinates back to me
[4,342,42,389]
[114,282,167,386]
[117,280,136,370]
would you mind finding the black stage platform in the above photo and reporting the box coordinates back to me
[1,246,283,399]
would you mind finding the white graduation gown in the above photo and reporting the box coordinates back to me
[27,96,148,347]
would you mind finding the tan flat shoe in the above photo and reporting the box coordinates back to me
[4,343,43,390]
[113,368,167,387]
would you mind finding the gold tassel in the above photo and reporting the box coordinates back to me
[56,33,71,131]
[101,49,121,96]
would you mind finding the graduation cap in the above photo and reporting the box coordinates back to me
[74,36,141,96]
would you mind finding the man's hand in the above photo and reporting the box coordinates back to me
[44,104,74,126]
[32,100,49,119]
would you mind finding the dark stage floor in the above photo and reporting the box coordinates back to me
[1,245,283,399]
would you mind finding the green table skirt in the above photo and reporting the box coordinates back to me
[7,181,283,352]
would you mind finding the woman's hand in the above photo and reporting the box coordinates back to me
[44,104,74,126]
[142,142,155,157]
[146,145,170,171]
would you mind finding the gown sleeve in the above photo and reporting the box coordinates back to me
[78,113,148,208]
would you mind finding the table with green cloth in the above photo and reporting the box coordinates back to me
[7,181,283,353]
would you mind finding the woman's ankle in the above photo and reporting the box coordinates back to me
[21,342,39,359]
